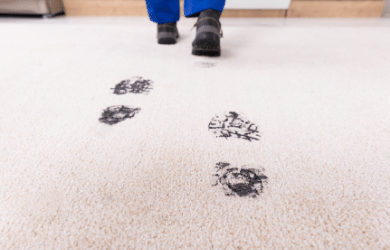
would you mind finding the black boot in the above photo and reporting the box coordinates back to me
[157,22,179,45]
[191,9,223,56]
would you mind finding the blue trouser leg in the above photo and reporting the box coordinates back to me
[184,0,225,17]
[145,0,181,24]
[145,0,225,24]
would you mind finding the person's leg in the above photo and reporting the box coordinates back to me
[145,0,181,44]
[145,0,180,24]
[184,0,225,18]
[184,0,225,56]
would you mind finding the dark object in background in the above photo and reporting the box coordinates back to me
[0,0,65,18]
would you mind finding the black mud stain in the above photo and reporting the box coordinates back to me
[212,162,268,198]
[99,105,141,125]
[111,76,153,95]
[208,111,261,141]
[194,62,216,68]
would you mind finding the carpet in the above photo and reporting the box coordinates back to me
[1,17,390,249]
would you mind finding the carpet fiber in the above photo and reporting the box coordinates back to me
[1,17,390,249]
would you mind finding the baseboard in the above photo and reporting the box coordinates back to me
[221,9,286,18]
[62,0,385,17]
[287,0,385,17]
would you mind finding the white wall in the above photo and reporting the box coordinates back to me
[224,0,390,15]
[224,0,291,10]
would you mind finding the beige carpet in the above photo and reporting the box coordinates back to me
[1,17,390,249]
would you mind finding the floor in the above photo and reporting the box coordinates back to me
[1,16,390,249]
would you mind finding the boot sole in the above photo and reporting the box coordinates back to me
[157,31,179,45]
[191,31,221,57]
[158,38,177,45]
[192,47,221,57]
